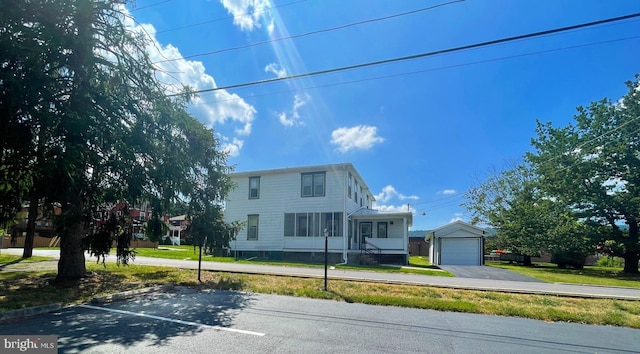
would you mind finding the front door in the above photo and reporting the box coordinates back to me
[359,222,372,249]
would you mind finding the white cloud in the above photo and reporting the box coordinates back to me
[331,125,384,153]
[120,6,256,156]
[375,185,419,203]
[265,63,287,78]
[450,213,464,223]
[276,93,310,127]
[440,189,457,195]
[221,138,244,157]
[372,186,418,214]
[373,204,415,214]
[219,0,275,34]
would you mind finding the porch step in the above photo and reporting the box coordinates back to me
[360,254,379,266]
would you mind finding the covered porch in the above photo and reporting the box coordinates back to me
[348,209,412,264]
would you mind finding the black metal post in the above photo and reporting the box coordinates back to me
[324,228,328,291]
[198,240,203,283]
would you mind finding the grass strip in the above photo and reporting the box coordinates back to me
[487,262,640,288]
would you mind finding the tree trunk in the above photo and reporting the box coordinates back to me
[23,195,38,258]
[57,220,87,279]
[623,253,639,274]
[55,0,92,280]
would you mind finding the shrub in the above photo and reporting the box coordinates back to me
[596,256,625,268]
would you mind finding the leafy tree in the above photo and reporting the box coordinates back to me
[144,213,168,249]
[528,75,640,273]
[464,164,592,260]
[1,0,235,278]
[185,131,241,258]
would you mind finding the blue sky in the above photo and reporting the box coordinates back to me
[127,0,640,230]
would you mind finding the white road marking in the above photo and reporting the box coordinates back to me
[79,304,265,337]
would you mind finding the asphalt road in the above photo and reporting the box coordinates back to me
[1,286,638,353]
[4,249,640,300]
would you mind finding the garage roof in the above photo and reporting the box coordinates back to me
[425,220,485,241]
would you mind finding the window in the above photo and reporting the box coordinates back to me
[249,176,260,199]
[322,212,343,237]
[301,172,325,197]
[283,212,341,237]
[247,215,259,240]
[348,173,352,199]
[297,213,308,236]
[378,222,388,238]
[284,214,295,236]
[139,211,146,221]
[354,180,358,203]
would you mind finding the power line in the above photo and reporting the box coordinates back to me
[414,198,466,215]
[169,12,640,97]
[156,0,464,63]
[411,194,464,207]
[192,35,640,104]
[156,0,309,34]
[131,0,174,12]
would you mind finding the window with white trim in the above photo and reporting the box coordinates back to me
[378,222,388,238]
[301,172,325,197]
[354,180,358,202]
[249,176,260,199]
[284,212,342,237]
[247,214,259,240]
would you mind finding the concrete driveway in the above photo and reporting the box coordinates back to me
[437,265,543,282]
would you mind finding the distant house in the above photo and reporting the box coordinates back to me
[165,215,187,245]
[426,220,485,266]
[93,201,152,240]
[224,163,413,264]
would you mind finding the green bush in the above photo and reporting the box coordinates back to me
[596,256,625,268]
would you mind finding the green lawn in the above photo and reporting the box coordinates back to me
[487,262,640,288]
[409,256,432,267]
[133,246,234,262]
[0,255,53,264]
[131,246,451,276]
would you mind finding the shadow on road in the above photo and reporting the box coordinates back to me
[1,287,257,352]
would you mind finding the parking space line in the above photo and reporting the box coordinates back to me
[79,304,265,337]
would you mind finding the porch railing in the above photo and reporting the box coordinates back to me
[362,238,382,263]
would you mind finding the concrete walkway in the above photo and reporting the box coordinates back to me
[3,248,640,300]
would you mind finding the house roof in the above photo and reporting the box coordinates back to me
[350,208,413,227]
[230,163,375,201]
[169,215,187,221]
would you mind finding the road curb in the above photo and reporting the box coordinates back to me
[0,303,62,323]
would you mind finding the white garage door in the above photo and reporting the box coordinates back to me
[440,238,481,265]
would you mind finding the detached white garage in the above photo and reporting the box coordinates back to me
[427,221,485,266]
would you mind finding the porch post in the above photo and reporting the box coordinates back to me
[403,217,408,265]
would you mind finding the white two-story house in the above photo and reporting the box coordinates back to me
[224,163,413,264]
